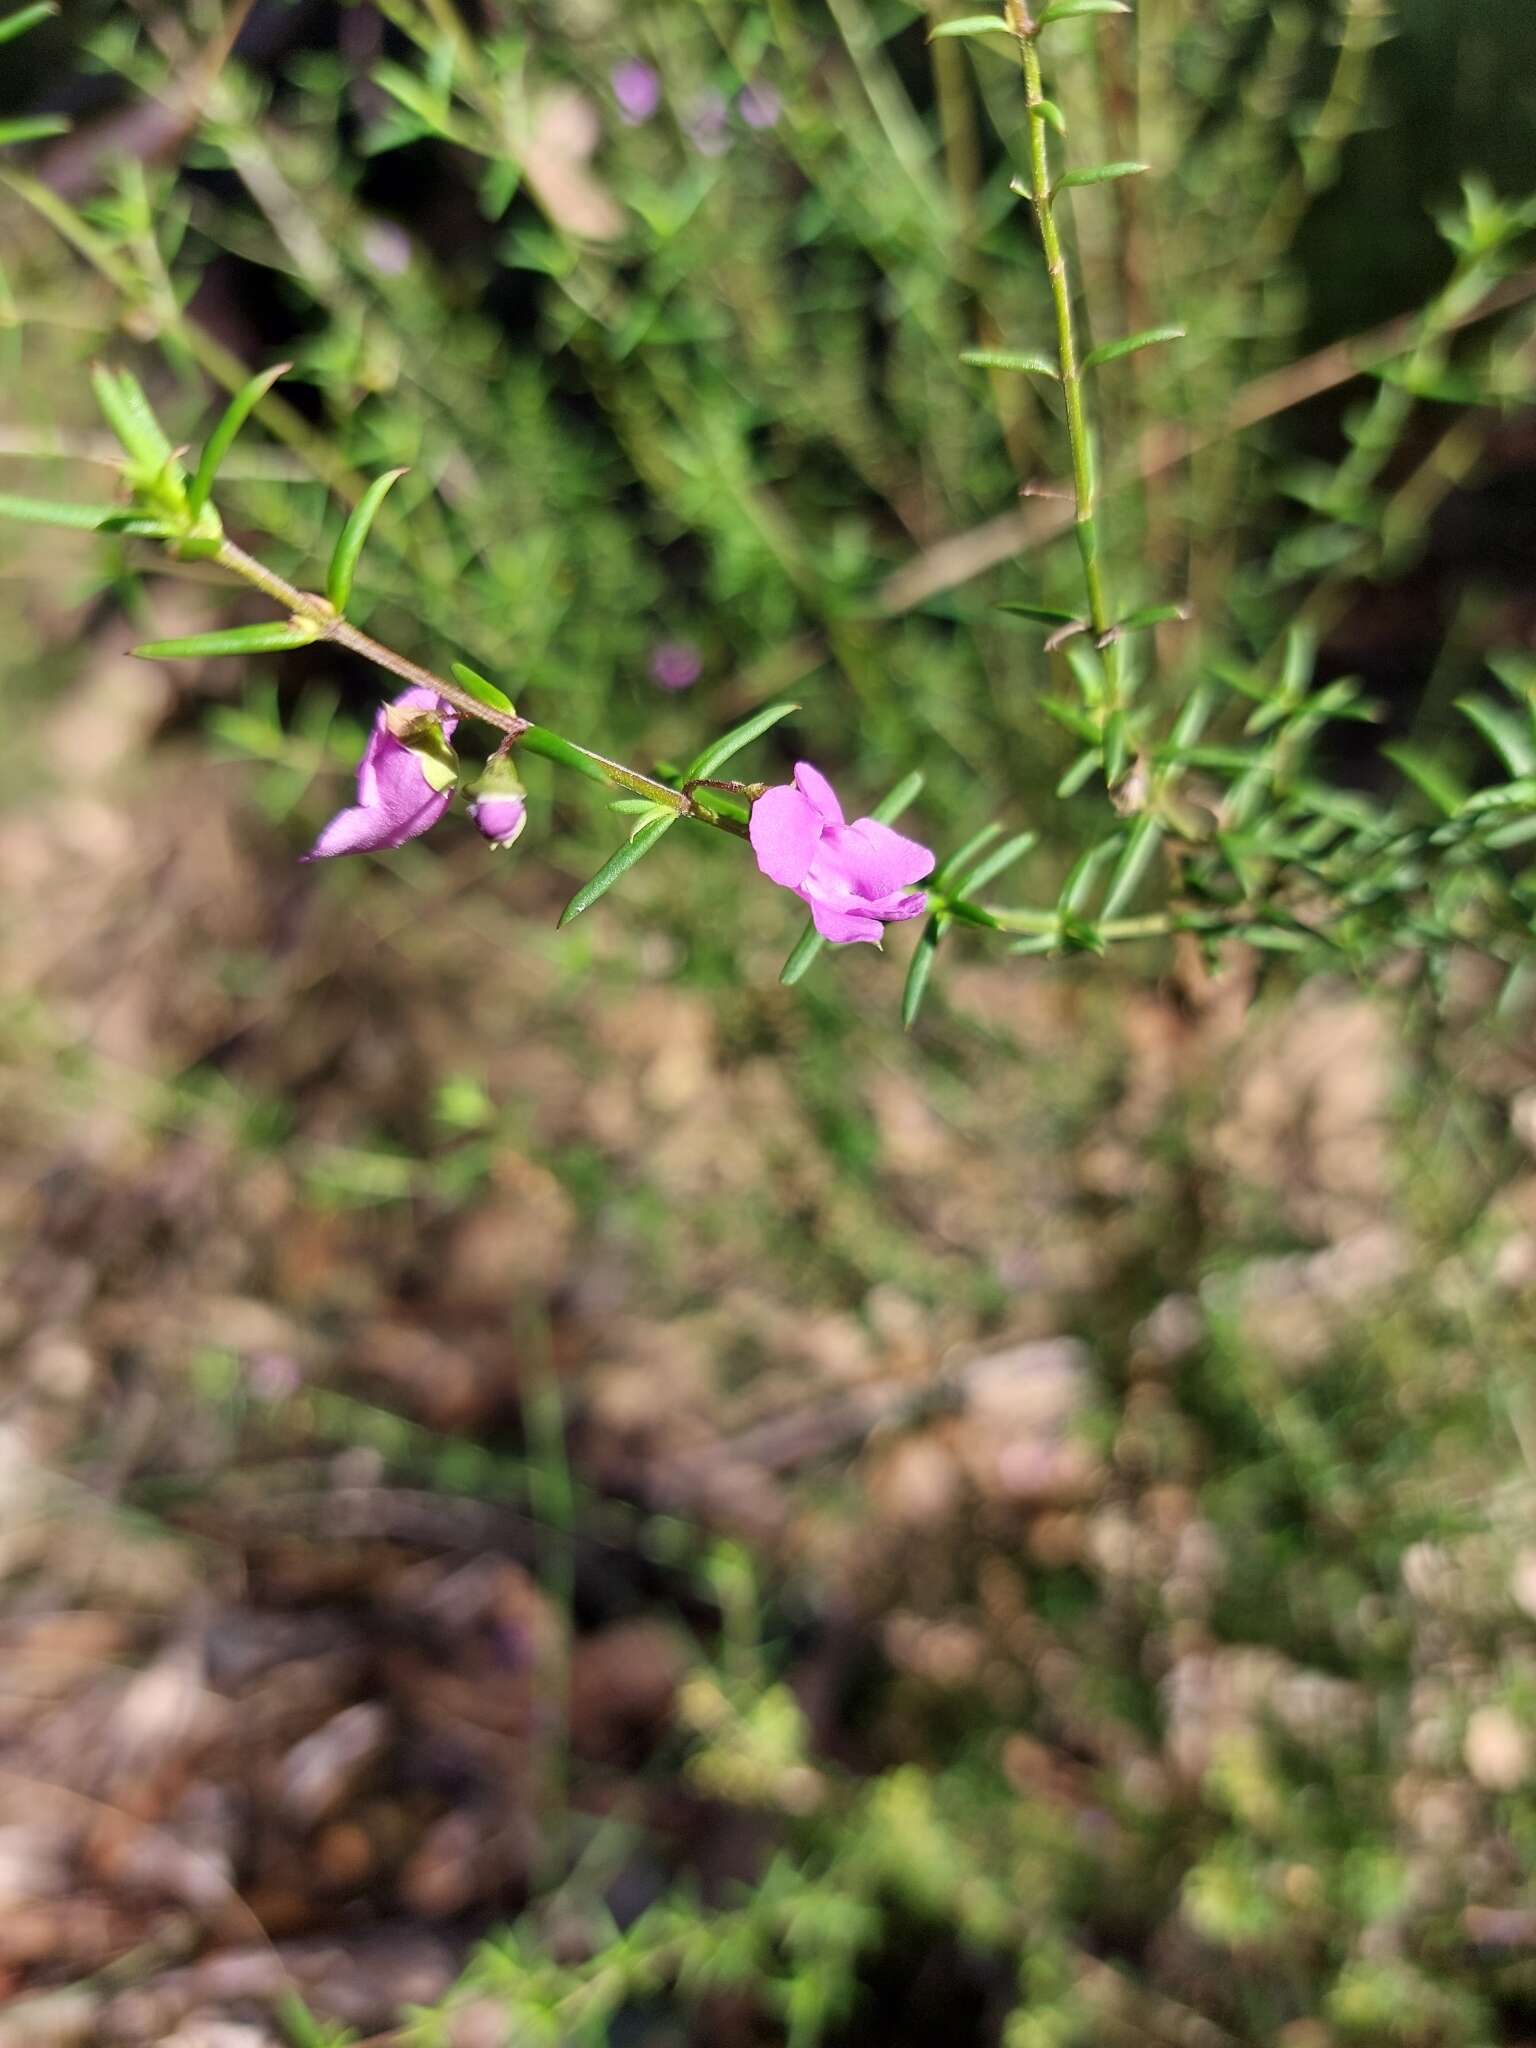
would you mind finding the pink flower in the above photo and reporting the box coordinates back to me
[611,60,661,126]
[750,761,933,946]
[470,793,527,848]
[303,687,458,860]
[648,640,703,691]
[737,83,782,131]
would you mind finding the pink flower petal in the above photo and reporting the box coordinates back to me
[750,783,824,887]
[793,761,844,827]
[804,893,883,945]
[845,817,934,890]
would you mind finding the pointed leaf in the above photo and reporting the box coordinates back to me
[959,348,1059,379]
[134,620,320,660]
[450,660,517,717]
[0,492,123,529]
[0,1,55,42]
[1083,325,1184,371]
[1116,602,1188,633]
[1056,749,1098,799]
[686,701,799,781]
[964,830,1038,893]
[1038,695,1098,742]
[934,823,1002,891]
[559,813,678,926]
[902,918,943,1031]
[1059,833,1122,913]
[928,15,1011,39]
[90,364,175,476]
[778,771,924,985]
[1055,161,1149,191]
[1040,0,1131,18]
[1033,99,1068,134]
[189,361,292,517]
[328,467,408,613]
[0,115,68,145]
[1456,694,1536,777]
[996,601,1083,626]
[1099,814,1164,920]
[1383,741,1467,818]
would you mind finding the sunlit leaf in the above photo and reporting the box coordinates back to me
[0,492,122,529]
[1099,813,1164,920]
[1055,161,1148,191]
[0,1,56,47]
[559,813,678,926]
[1040,0,1131,19]
[928,14,1011,40]
[902,917,943,1031]
[959,348,1059,379]
[1083,325,1184,371]
[1383,742,1467,819]
[686,701,799,781]
[189,361,292,517]
[134,621,321,660]
[0,115,68,145]
[327,467,407,613]
[450,660,517,717]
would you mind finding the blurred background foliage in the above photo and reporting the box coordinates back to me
[2,2,1536,2045]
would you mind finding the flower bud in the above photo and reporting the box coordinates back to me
[469,756,528,849]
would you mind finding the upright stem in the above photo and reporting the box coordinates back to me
[1013,9,1123,713]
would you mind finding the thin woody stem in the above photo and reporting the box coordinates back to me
[1012,8,1123,714]
[211,538,746,834]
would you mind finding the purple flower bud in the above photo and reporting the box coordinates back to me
[737,83,782,131]
[685,90,731,157]
[303,687,458,861]
[648,640,703,692]
[749,761,934,946]
[611,59,661,126]
[470,792,528,849]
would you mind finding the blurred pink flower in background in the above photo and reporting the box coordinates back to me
[611,60,660,126]
[649,641,703,692]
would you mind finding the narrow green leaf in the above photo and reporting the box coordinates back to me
[1055,161,1149,192]
[1239,924,1312,954]
[928,14,1011,39]
[1383,741,1467,819]
[1083,325,1184,371]
[1456,694,1536,777]
[686,701,799,781]
[964,830,1037,893]
[0,2,56,46]
[0,115,68,145]
[328,467,407,613]
[902,918,943,1031]
[1033,99,1067,134]
[934,823,1001,891]
[995,602,1083,626]
[778,771,924,985]
[1040,0,1131,18]
[872,772,925,825]
[450,660,517,717]
[1099,813,1164,920]
[1117,601,1188,632]
[1168,681,1215,751]
[959,348,1059,379]
[1011,932,1060,956]
[1059,833,1122,914]
[1038,695,1099,742]
[90,364,175,476]
[0,492,122,529]
[1056,749,1098,799]
[560,814,678,925]
[609,797,660,815]
[189,361,292,517]
[134,620,320,660]
[1101,707,1129,785]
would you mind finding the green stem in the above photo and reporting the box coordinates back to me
[1014,11,1122,712]
[212,540,749,835]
